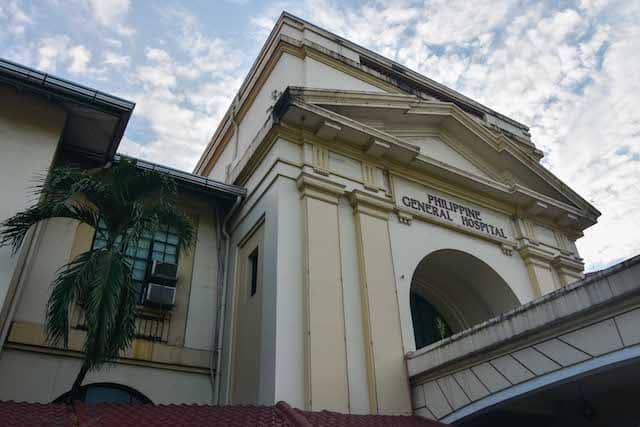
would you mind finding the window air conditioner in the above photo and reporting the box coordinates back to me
[149,260,178,283]
[145,283,176,307]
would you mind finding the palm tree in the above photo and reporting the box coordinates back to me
[0,157,195,400]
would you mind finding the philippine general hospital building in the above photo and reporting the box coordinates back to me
[1,12,639,426]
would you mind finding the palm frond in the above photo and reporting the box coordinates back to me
[45,251,97,348]
[0,201,99,254]
[80,250,133,370]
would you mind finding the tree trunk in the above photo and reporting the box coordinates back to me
[68,363,89,402]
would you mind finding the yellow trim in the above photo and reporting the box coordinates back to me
[198,38,408,177]
[7,321,210,373]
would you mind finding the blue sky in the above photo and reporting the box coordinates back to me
[1,0,639,271]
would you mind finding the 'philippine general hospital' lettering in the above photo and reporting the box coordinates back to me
[401,194,507,239]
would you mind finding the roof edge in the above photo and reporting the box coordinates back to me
[0,57,135,162]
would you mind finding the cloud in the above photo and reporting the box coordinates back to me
[36,36,95,75]
[86,0,134,36]
[117,9,244,170]
[0,0,33,36]
[68,45,91,74]
[102,51,130,68]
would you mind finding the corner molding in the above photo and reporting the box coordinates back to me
[296,172,346,204]
[349,189,395,220]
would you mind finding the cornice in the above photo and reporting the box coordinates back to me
[296,172,346,204]
[349,189,395,219]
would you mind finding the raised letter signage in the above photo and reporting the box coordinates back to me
[395,178,513,241]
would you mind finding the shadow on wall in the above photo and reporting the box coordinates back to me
[410,249,520,349]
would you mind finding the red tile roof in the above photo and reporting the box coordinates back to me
[0,400,446,426]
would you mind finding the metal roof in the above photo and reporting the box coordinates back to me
[0,57,135,162]
[114,154,246,200]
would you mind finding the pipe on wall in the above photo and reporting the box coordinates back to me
[210,195,242,404]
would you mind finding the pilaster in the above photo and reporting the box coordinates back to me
[349,189,412,415]
[297,173,349,412]
[518,245,558,297]
[552,255,585,287]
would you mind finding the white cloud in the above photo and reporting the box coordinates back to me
[37,35,70,71]
[117,9,244,170]
[68,45,91,74]
[86,0,134,36]
[36,35,95,75]
[416,0,514,45]
[0,0,33,36]
[102,51,130,68]
[146,48,171,63]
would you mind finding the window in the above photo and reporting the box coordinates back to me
[410,291,452,349]
[53,383,152,405]
[92,220,180,303]
[248,248,259,297]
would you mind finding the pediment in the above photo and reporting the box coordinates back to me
[308,100,582,209]
[276,87,600,227]
[396,133,497,182]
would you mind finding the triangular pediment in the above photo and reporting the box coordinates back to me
[279,87,599,221]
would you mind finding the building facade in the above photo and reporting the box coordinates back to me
[193,13,598,416]
[3,11,638,426]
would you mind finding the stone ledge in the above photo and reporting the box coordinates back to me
[7,321,210,373]
[406,255,640,378]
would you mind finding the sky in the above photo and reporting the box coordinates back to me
[1,0,639,271]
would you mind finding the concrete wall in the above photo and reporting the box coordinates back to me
[0,348,211,404]
[0,86,66,320]
[206,51,387,183]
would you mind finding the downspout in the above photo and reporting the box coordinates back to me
[210,194,242,404]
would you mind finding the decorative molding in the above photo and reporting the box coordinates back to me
[312,144,330,176]
[315,120,341,141]
[362,162,380,192]
[500,244,514,257]
[396,209,413,226]
[349,190,395,220]
[296,172,346,205]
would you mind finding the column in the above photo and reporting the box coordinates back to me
[350,190,412,415]
[297,173,349,412]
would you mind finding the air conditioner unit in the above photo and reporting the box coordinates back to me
[145,283,176,307]
[149,260,178,283]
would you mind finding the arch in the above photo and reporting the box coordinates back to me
[53,382,152,404]
[410,249,519,349]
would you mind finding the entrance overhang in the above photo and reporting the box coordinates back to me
[405,255,640,423]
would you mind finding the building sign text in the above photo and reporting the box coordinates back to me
[401,193,508,239]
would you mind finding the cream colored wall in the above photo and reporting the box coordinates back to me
[231,221,264,404]
[304,56,385,93]
[351,192,412,415]
[0,86,66,317]
[13,218,78,324]
[185,212,218,351]
[222,175,282,406]
[0,348,211,404]
[299,176,349,412]
[274,177,305,408]
[338,197,370,414]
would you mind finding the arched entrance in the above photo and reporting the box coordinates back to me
[410,249,519,349]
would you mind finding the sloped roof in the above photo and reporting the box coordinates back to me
[0,57,134,163]
[0,400,446,427]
